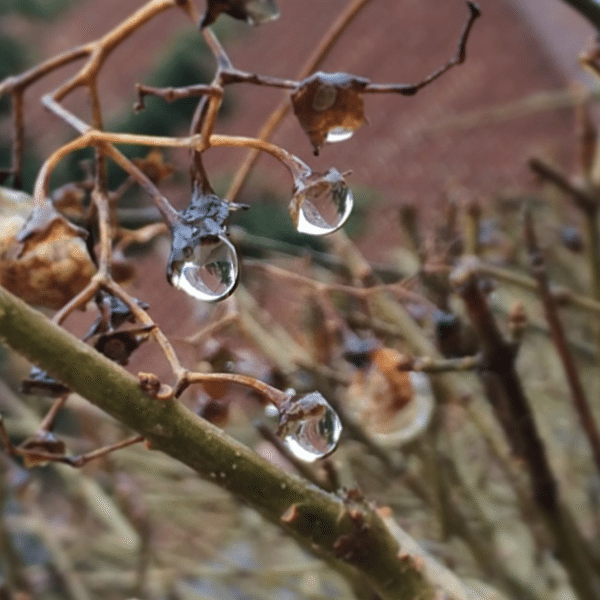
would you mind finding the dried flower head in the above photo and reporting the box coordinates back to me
[0,189,95,309]
[291,72,369,155]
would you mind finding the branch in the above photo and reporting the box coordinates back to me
[0,284,471,600]
[524,209,600,476]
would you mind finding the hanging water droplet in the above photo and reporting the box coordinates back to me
[289,168,353,236]
[244,0,280,25]
[325,127,356,143]
[169,235,238,302]
[277,392,342,462]
[312,83,338,112]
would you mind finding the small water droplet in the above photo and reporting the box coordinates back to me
[169,235,238,302]
[244,0,280,25]
[312,84,338,111]
[278,392,342,462]
[325,127,355,143]
[289,168,353,236]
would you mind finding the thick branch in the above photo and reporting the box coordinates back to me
[0,284,455,600]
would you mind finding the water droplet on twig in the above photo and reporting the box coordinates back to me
[277,391,342,462]
[289,168,353,236]
[168,235,238,302]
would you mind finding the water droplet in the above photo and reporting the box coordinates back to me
[244,0,280,25]
[289,168,353,236]
[325,127,355,143]
[278,392,342,462]
[169,235,238,302]
[312,84,337,111]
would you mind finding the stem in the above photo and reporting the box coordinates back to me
[182,371,288,406]
[524,210,600,476]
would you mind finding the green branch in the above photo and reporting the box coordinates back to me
[0,284,481,600]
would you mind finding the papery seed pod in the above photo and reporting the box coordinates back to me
[21,366,70,397]
[345,347,434,447]
[200,0,279,27]
[0,188,95,309]
[85,292,149,339]
[291,72,369,155]
[20,431,66,468]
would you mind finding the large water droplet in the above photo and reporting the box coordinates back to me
[289,169,353,236]
[325,127,356,143]
[277,392,342,462]
[169,235,238,302]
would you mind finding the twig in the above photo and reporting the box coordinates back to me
[364,2,480,96]
[450,257,600,600]
[524,209,600,476]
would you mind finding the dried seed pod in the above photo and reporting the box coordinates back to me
[21,366,70,397]
[132,149,174,185]
[291,72,369,155]
[0,188,95,309]
[85,292,149,339]
[346,347,434,446]
[20,431,67,468]
[91,325,154,366]
[200,0,279,27]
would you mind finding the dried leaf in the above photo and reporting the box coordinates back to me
[51,183,86,220]
[291,72,369,155]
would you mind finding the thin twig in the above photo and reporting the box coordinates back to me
[524,209,600,476]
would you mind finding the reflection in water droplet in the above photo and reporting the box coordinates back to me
[290,169,353,236]
[278,392,342,462]
[245,0,280,25]
[325,127,355,143]
[312,84,338,112]
[169,235,238,302]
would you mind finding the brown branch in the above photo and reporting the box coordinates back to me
[364,2,481,96]
[524,209,600,476]
[450,259,558,511]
